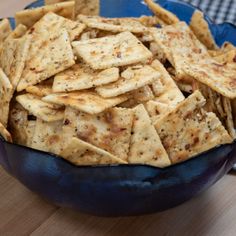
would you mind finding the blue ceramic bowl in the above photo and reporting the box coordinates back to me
[1,0,236,217]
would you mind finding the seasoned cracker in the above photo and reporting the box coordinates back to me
[0,68,13,127]
[129,104,170,167]
[43,91,128,114]
[75,0,100,16]
[17,28,75,92]
[72,31,152,70]
[190,10,218,50]
[15,1,75,28]
[155,91,232,164]
[60,137,126,166]
[53,64,119,92]
[77,15,148,33]
[76,107,134,161]
[96,65,159,97]
[16,94,64,122]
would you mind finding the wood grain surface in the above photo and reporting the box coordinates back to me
[1,1,236,236]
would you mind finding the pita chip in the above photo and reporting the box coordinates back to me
[15,1,75,28]
[75,107,134,161]
[53,64,119,92]
[0,122,12,143]
[72,31,152,70]
[0,69,13,127]
[129,104,170,167]
[96,65,159,97]
[17,27,75,92]
[43,91,128,114]
[60,137,126,166]
[77,15,148,33]
[144,0,179,25]
[190,10,218,50]
[0,34,31,90]
[31,119,64,155]
[16,94,64,122]
[155,91,232,164]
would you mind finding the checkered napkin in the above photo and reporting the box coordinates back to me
[183,0,236,24]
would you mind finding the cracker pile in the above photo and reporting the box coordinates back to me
[0,0,235,167]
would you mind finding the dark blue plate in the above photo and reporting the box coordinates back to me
[1,0,236,217]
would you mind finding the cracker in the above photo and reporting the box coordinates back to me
[129,104,170,167]
[75,107,134,161]
[15,1,75,28]
[183,61,236,99]
[25,121,36,147]
[144,0,179,25]
[16,94,64,122]
[8,24,28,39]
[0,19,12,52]
[222,97,236,139]
[75,0,100,16]
[9,103,29,145]
[151,60,185,106]
[0,34,31,90]
[0,68,13,127]
[26,84,53,97]
[0,122,12,143]
[42,91,129,114]
[190,10,218,50]
[17,28,75,92]
[150,22,209,79]
[145,100,175,123]
[26,12,85,41]
[132,85,155,102]
[31,119,64,155]
[60,137,126,166]
[72,31,152,70]
[77,15,148,33]
[53,64,119,92]
[96,65,159,97]
[155,91,232,164]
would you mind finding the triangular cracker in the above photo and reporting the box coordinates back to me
[31,119,64,155]
[72,31,152,70]
[155,91,232,164]
[0,34,31,90]
[60,137,126,166]
[15,1,75,28]
[129,104,170,167]
[16,94,64,122]
[43,91,128,114]
[96,65,159,97]
[25,121,36,148]
[75,107,134,161]
[190,10,218,50]
[0,122,12,143]
[77,15,148,33]
[17,28,75,92]
[53,64,119,92]
[0,69,13,127]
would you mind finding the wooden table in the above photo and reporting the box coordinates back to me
[1,1,236,235]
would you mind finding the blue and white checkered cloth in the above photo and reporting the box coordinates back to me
[184,0,236,24]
